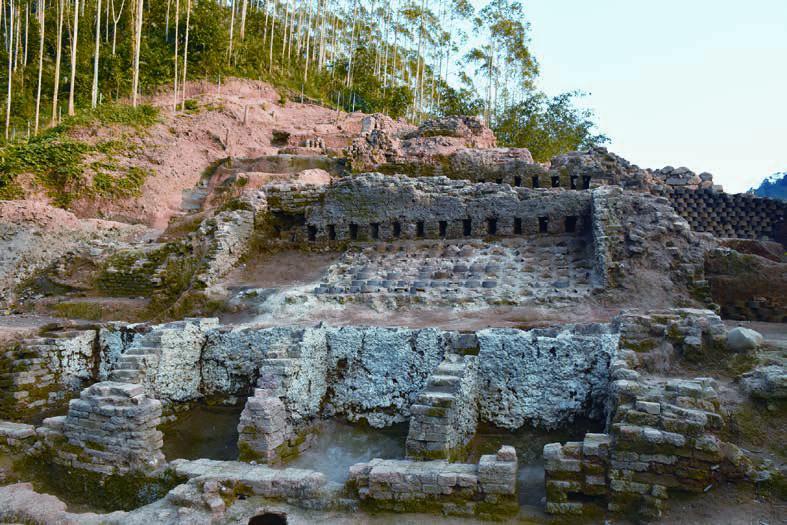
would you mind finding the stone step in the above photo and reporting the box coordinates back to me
[116,355,147,368]
[425,375,462,393]
[110,370,142,382]
[125,346,159,356]
[416,391,456,408]
[434,362,466,377]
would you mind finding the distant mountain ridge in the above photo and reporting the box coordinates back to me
[750,172,787,201]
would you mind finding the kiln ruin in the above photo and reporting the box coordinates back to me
[0,114,785,524]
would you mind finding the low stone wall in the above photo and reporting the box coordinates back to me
[662,188,786,244]
[349,446,518,517]
[170,458,330,504]
[39,381,165,476]
[0,421,36,454]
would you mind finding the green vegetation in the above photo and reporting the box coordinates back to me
[0,0,605,173]
[51,301,103,321]
[0,104,159,205]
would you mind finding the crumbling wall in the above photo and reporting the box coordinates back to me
[0,329,98,420]
[406,353,479,460]
[591,186,711,302]
[323,326,448,427]
[544,309,755,521]
[477,325,618,430]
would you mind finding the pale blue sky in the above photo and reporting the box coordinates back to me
[477,0,787,193]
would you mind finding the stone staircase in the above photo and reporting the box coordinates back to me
[406,353,478,460]
[109,330,164,383]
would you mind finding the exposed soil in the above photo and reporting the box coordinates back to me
[65,78,382,229]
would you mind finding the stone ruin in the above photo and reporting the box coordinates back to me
[0,115,785,524]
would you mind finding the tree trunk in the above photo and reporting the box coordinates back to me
[91,0,102,107]
[5,0,13,139]
[180,0,190,110]
[52,0,64,125]
[131,0,142,106]
[173,0,179,110]
[67,0,79,116]
[34,0,43,133]
[239,0,247,40]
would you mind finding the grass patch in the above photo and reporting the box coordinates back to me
[51,302,103,321]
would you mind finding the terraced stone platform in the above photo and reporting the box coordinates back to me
[311,235,596,307]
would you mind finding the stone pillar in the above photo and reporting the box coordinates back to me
[46,381,164,476]
[237,388,289,463]
[406,353,478,460]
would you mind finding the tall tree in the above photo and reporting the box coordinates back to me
[51,0,65,124]
[131,0,143,106]
[68,0,79,116]
[92,0,103,107]
[34,0,43,133]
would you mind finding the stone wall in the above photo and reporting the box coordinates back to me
[349,446,518,517]
[0,328,98,419]
[59,321,619,432]
[543,309,754,521]
[39,381,165,476]
[662,188,786,244]
[0,421,36,454]
[237,327,327,463]
[476,324,618,430]
[591,187,711,300]
[257,174,594,244]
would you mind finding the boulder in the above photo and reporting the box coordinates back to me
[726,327,764,352]
[740,365,786,400]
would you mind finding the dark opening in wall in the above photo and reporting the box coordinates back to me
[349,223,359,241]
[532,175,540,188]
[495,178,503,184]
[307,225,317,242]
[514,218,523,234]
[439,221,447,238]
[370,223,380,240]
[570,176,578,190]
[551,175,560,188]
[327,224,336,241]
[248,512,287,525]
[582,175,592,190]
[539,216,549,233]
[514,176,522,187]
[463,219,472,236]
[393,221,401,238]
[487,218,497,235]
[416,221,425,238]
[565,216,578,233]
